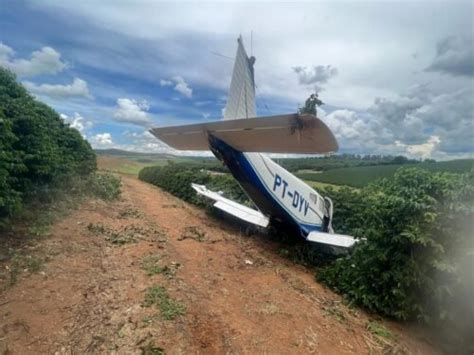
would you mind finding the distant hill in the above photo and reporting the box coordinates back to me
[94,149,177,160]
[94,148,218,165]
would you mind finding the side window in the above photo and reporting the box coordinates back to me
[318,196,325,210]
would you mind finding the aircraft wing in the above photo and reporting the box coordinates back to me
[306,231,358,248]
[150,114,338,154]
[191,183,269,228]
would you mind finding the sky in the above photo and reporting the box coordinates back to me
[1,0,473,159]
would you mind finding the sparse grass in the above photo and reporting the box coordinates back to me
[8,254,45,285]
[321,299,346,323]
[178,226,206,242]
[87,223,146,245]
[141,255,165,276]
[87,222,107,235]
[105,225,140,245]
[143,285,186,320]
[141,255,181,278]
[259,302,279,315]
[366,320,396,347]
[142,314,159,325]
[140,341,165,355]
[118,207,143,219]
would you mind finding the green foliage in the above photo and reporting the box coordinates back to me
[0,67,97,224]
[278,153,420,173]
[298,159,474,187]
[319,168,474,325]
[143,285,186,320]
[86,172,122,201]
[138,164,248,206]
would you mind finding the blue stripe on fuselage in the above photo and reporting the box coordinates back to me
[208,135,322,236]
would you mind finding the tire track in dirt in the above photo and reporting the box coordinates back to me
[0,175,439,354]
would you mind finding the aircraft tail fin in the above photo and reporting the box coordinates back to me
[223,36,256,120]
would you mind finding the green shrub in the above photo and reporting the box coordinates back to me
[0,67,97,225]
[319,168,474,326]
[139,163,249,206]
[139,164,210,205]
[86,172,121,201]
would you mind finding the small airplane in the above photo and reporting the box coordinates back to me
[150,37,358,249]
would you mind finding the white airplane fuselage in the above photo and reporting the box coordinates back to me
[208,134,328,237]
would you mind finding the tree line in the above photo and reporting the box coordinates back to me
[0,68,97,226]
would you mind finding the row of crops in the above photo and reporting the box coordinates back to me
[296,159,474,188]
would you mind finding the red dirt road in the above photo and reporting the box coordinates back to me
[0,176,439,354]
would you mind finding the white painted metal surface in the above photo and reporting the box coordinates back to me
[243,152,326,228]
[191,183,269,228]
[224,36,256,120]
[306,231,358,248]
[149,113,338,154]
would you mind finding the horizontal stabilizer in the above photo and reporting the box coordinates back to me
[150,114,338,154]
[306,231,358,248]
[191,183,269,228]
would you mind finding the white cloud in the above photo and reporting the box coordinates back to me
[61,112,93,136]
[395,135,441,159]
[160,76,193,97]
[160,79,173,86]
[18,2,473,158]
[172,76,192,98]
[121,129,211,156]
[89,132,113,147]
[0,42,67,77]
[32,1,472,111]
[293,65,338,92]
[23,78,91,99]
[113,98,151,127]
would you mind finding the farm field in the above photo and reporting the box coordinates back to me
[296,159,474,187]
[0,170,439,354]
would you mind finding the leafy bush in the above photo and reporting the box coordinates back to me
[0,67,96,225]
[319,168,474,326]
[139,164,250,207]
[86,172,121,201]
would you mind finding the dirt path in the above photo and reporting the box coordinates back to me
[0,176,439,354]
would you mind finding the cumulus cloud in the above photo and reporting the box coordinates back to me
[293,65,338,92]
[60,112,93,136]
[122,130,173,153]
[160,76,193,97]
[395,135,441,158]
[371,86,473,153]
[89,133,113,147]
[23,78,91,99]
[113,98,152,127]
[160,79,173,86]
[0,42,67,77]
[172,76,192,97]
[426,35,474,77]
[121,130,211,156]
